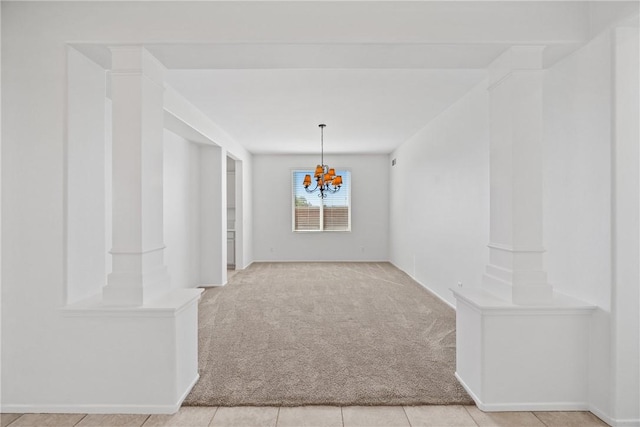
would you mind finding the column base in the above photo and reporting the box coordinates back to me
[483,244,553,304]
[482,271,553,305]
[104,262,171,306]
[452,287,594,411]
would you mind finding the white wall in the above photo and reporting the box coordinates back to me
[389,82,490,307]
[163,130,201,289]
[544,27,639,424]
[198,145,227,285]
[1,2,254,409]
[611,25,639,424]
[543,31,612,307]
[237,157,252,269]
[252,154,388,262]
[543,33,614,419]
[589,1,640,38]
[1,0,636,415]
[164,88,253,270]
[66,48,107,304]
[1,4,3,405]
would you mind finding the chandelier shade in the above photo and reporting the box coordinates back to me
[303,124,342,198]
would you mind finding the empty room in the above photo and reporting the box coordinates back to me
[1,1,639,427]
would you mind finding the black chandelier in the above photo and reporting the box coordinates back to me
[302,124,342,198]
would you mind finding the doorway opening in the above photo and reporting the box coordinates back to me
[227,155,237,271]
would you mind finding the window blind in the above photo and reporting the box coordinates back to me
[322,170,350,231]
[292,170,350,232]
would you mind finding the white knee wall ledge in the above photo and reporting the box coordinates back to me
[2,289,203,414]
[452,288,596,413]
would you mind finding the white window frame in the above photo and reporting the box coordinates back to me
[291,168,352,233]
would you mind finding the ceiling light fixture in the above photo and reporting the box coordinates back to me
[303,124,342,198]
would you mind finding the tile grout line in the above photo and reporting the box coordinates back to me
[5,414,23,427]
[207,406,219,427]
[401,406,412,427]
[73,414,88,427]
[532,411,551,427]
[141,413,150,426]
[274,406,280,427]
[462,405,480,426]
[140,414,151,427]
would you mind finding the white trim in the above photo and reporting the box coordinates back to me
[175,373,200,410]
[388,261,456,310]
[456,373,591,412]
[487,69,544,91]
[415,279,456,310]
[590,405,640,427]
[478,401,590,412]
[455,372,482,406]
[0,374,200,415]
[109,71,165,90]
[451,287,596,315]
[0,403,180,415]
[110,246,166,255]
[59,289,202,318]
[487,242,546,253]
[251,259,389,263]
[239,260,254,270]
[198,282,226,288]
[590,405,616,427]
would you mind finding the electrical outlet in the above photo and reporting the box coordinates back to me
[457,281,463,288]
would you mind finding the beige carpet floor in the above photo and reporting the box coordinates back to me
[183,262,472,406]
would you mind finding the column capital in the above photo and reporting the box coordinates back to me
[488,45,546,88]
[109,45,166,88]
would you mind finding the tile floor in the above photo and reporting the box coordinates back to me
[1,406,609,427]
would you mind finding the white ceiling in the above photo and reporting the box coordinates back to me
[165,68,486,154]
[71,1,638,154]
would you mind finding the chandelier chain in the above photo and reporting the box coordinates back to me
[302,124,342,199]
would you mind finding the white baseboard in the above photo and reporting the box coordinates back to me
[455,372,590,412]
[454,372,482,406]
[1,403,178,415]
[478,401,591,412]
[590,405,615,427]
[251,259,389,263]
[1,374,200,415]
[176,373,200,410]
[389,261,456,310]
[591,405,640,427]
[199,282,226,288]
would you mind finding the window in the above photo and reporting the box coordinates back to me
[292,170,351,232]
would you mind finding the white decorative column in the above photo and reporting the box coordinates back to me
[103,46,171,305]
[610,26,640,425]
[61,46,202,413]
[199,145,227,286]
[481,46,552,305]
[452,47,594,412]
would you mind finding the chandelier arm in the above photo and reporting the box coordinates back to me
[304,182,319,193]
